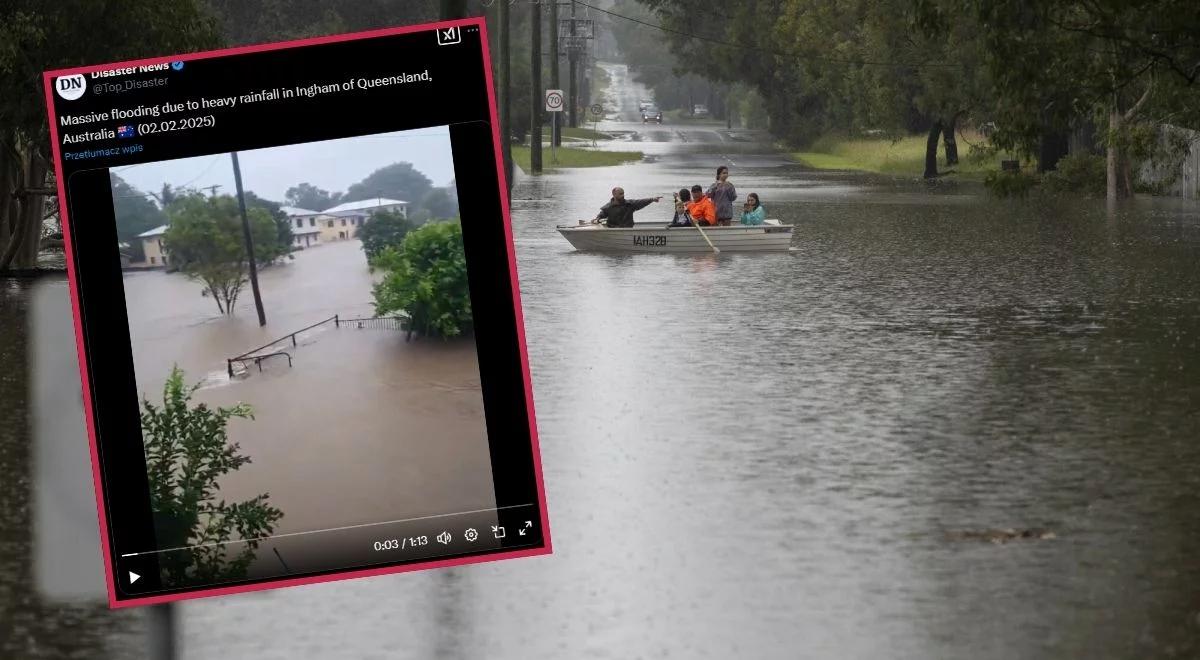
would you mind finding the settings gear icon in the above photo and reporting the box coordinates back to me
[464,528,478,542]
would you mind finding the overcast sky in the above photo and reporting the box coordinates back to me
[114,126,455,204]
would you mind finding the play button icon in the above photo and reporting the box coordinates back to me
[128,571,141,584]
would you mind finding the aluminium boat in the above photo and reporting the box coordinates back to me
[556,220,793,253]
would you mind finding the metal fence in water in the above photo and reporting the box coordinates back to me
[335,316,407,330]
[226,313,407,377]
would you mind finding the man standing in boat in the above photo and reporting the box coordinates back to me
[593,187,662,227]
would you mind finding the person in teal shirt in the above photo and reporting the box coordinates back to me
[740,192,765,225]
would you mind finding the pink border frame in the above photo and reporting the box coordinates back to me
[42,16,551,609]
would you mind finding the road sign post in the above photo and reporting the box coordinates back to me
[589,103,603,147]
[546,89,564,163]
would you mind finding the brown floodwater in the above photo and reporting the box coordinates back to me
[121,238,494,579]
[3,62,1200,659]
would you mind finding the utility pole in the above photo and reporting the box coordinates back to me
[200,184,221,198]
[568,0,577,128]
[230,152,266,326]
[498,0,513,194]
[549,0,561,147]
[531,2,543,174]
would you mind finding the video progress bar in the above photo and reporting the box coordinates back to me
[120,503,535,558]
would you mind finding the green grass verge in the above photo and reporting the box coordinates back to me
[788,133,1028,180]
[511,145,643,172]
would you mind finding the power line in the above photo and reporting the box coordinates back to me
[175,154,224,190]
[579,0,960,69]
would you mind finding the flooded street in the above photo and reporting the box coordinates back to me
[4,61,1200,658]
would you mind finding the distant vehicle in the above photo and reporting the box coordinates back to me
[641,105,663,123]
[638,99,653,111]
[692,104,709,117]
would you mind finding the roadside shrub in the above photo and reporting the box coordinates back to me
[142,366,283,585]
[1042,153,1106,196]
[359,209,414,263]
[984,170,1039,198]
[372,220,472,339]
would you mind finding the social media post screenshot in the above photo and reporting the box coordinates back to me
[41,18,549,607]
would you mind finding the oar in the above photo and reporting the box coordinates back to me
[694,220,719,254]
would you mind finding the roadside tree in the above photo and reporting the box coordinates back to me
[358,209,414,262]
[372,220,472,339]
[163,194,282,314]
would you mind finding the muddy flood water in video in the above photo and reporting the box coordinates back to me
[123,239,495,572]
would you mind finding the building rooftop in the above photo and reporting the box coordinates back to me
[137,224,168,238]
[280,205,323,217]
[322,198,407,214]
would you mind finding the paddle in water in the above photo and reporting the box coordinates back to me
[694,221,719,254]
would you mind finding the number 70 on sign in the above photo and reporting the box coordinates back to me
[544,89,564,112]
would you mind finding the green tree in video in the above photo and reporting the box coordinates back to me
[344,162,434,208]
[163,193,284,315]
[372,220,472,339]
[358,209,414,262]
[141,366,283,585]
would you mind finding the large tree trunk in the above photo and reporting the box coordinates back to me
[1106,109,1121,203]
[1106,85,1152,202]
[942,117,959,166]
[0,143,15,268]
[924,119,943,179]
[18,157,48,267]
[0,143,48,271]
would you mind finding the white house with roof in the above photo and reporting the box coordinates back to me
[283,198,407,244]
[281,206,329,248]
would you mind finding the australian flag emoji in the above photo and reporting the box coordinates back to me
[117,125,137,139]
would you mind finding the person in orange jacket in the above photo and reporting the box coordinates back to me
[685,185,717,226]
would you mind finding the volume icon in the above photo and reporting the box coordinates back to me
[436,531,452,545]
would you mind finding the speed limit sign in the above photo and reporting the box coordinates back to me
[545,89,564,112]
[590,103,604,116]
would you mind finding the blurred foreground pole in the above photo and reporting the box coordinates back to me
[231,151,266,326]
[147,603,177,660]
[550,0,561,147]
[531,1,543,173]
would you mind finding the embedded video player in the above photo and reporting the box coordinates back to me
[42,18,550,607]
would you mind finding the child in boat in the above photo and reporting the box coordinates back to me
[740,193,765,225]
[686,185,718,226]
[668,188,694,226]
